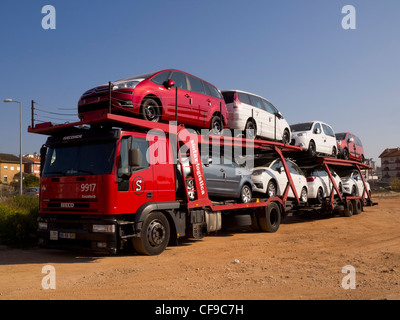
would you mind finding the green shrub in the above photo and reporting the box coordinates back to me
[390,178,400,192]
[0,195,39,245]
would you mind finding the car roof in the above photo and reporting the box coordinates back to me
[221,89,275,105]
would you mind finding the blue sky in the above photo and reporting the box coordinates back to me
[1,0,399,163]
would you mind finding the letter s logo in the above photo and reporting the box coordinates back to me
[135,179,143,192]
[132,176,145,195]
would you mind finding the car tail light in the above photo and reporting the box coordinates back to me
[307,176,316,182]
[233,97,241,109]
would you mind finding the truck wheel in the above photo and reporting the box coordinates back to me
[343,200,354,217]
[258,202,281,233]
[132,211,170,256]
[352,199,362,215]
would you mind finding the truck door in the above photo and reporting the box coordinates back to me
[115,134,154,215]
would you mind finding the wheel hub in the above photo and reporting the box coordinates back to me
[147,220,166,246]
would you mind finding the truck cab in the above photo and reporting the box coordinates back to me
[37,127,182,255]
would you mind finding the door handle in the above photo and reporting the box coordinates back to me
[223,173,227,179]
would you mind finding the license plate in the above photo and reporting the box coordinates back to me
[59,232,76,239]
[50,230,58,240]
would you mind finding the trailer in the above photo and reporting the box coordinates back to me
[29,111,376,255]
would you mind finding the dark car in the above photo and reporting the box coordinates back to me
[335,132,365,162]
[78,69,229,132]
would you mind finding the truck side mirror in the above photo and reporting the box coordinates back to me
[129,148,141,167]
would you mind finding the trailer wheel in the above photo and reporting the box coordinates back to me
[352,199,362,215]
[343,200,354,217]
[258,202,281,233]
[316,187,324,204]
[132,211,170,256]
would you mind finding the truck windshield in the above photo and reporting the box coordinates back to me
[43,141,116,177]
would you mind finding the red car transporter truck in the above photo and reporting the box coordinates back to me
[29,111,373,255]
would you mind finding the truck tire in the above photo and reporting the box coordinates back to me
[352,199,362,215]
[132,211,170,256]
[258,202,281,233]
[343,200,354,217]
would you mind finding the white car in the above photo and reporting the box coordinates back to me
[305,166,343,204]
[341,170,371,198]
[251,158,308,202]
[290,121,337,157]
[221,90,291,143]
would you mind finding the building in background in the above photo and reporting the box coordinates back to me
[0,153,23,184]
[23,153,41,177]
[379,147,400,182]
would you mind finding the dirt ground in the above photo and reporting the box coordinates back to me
[0,194,399,300]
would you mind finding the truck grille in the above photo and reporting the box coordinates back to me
[42,198,98,213]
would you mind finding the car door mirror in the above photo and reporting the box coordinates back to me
[277,166,284,174]
[315,128,321,134]
[276,111,283,119]
[165,79,175,89]
[348,137,354,143]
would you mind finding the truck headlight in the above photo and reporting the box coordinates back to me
[38,222,48,230]
[92,225,116,233]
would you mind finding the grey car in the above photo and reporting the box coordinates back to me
[180,156,254,203]
[201,156,254,203]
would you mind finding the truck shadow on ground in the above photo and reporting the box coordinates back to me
[0,246,100,266]
[0,212,346,264]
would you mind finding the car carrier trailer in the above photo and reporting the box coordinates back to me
[28,111,376,255]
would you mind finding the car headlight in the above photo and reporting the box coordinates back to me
[297,132,307,137]
[112,81,139,90]
[252,169,266,176]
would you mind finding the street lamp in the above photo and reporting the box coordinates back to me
[4,99,23,195]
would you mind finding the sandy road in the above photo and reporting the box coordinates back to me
[0,195,399,300]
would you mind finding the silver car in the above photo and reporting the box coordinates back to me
[181,156,254,203]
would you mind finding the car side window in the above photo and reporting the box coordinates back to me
[187,75,206,95]
[170,72,188,90]
[249,95,266,111]
[205,82,222,99]
[238,92,251,105]
[313,123,321,133]
[150,71,171,85]
[355,136,362,146]
[322,124,335,137]
[263,99,277,114]
[271,160,283,171]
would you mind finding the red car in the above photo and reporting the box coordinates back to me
[335,132,365,162]
[78,69,228,131]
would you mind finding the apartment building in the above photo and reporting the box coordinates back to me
[379,147,400,182]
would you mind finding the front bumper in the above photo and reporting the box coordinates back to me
[37,214,123,254]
